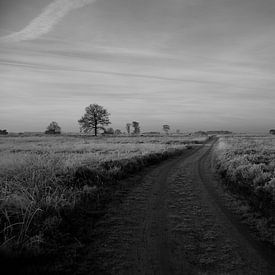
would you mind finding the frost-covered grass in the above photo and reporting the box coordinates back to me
[214,135,275,216]
[0,134,206,254]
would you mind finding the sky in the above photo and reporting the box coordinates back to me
[0,0,274,133]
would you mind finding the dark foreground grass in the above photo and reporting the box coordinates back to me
[0,146,195,274]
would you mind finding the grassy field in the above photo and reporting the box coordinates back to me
[214,135,275,217]
[0,134,207,255]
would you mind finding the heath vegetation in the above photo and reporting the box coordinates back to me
[0,134,207,255]
[214,135,275,244]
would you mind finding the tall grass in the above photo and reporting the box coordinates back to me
[0,135,205,255]
[0,153,76,254]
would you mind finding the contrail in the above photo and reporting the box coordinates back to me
[0,0,96,42]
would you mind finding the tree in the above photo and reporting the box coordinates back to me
[163,125,170,135]
[0,129,8,135]
[132,121,140,135]
[114,129,122,135]
[176,129,180,134]
[78,104,111,136]
[269,129,275,135]
[45,121,61,134]
[105,127,114,134]
[126,123,131,135]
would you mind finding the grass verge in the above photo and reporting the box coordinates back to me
[212,136,275,246]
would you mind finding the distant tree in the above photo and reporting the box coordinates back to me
[45,121,61,134]
[163,125,170,135]
[176,129,180,134]
[0,129,8,135]
[114,129,122,135]
[105,127,114,134]
[126,123,131,135]
[269,129,275,135]
[132,121,140,135]
[78,104,111,136]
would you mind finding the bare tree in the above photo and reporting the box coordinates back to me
[114,129,122,135]
[132,121,140,135]
[78,104,111,136]
[163,124,170,135]
[45,121,61,134]
[126,123,131,135]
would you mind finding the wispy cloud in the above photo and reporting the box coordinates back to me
[0,0,96,42]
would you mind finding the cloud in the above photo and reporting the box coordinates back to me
[2,58,274,93]
[0,0,96,42]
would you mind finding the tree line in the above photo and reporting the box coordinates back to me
[5,103,271,136]
[43,103,174,136]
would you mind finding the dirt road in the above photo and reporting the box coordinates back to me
[76,140,275,274]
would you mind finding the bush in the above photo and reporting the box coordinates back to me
[0,129,8,135]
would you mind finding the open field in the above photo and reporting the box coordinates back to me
[1,135,274,274]
[0,134,207,255]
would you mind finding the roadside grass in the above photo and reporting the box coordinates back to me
[213,135,275,244]
[0,135,207,257]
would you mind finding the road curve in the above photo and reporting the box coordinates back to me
[76,139,275,274]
